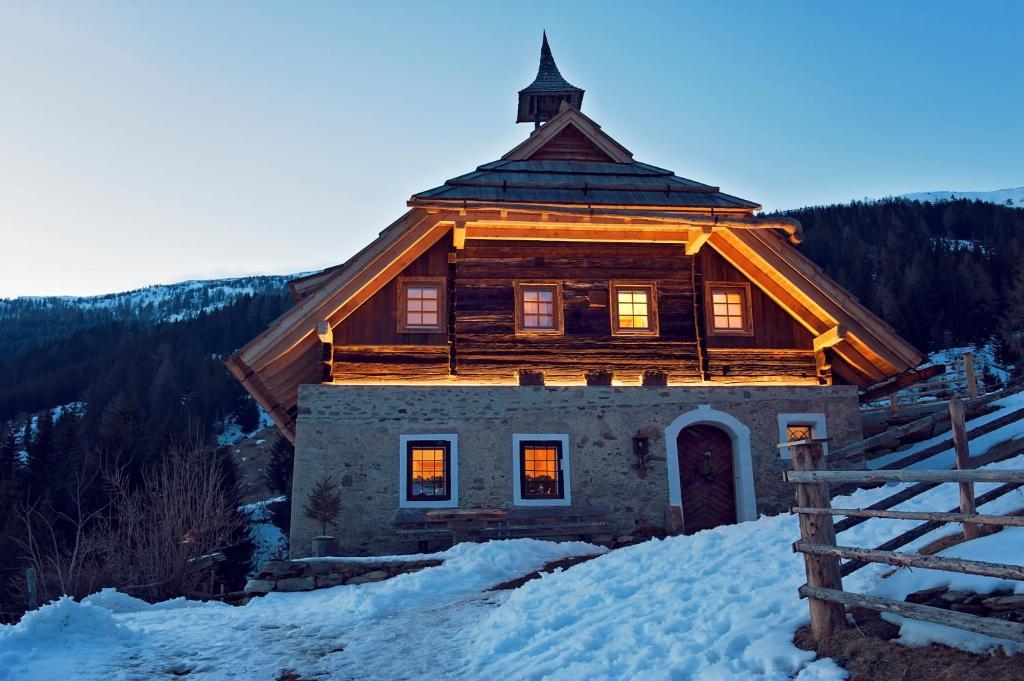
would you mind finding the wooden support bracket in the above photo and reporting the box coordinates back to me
[684,225,713,255]
[813,324,847,352]
[453,221,467,250]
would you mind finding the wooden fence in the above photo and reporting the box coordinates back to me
[863,352,980,415]
[784,398,1024,644]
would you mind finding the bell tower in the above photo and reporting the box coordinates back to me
[516,32,585,128]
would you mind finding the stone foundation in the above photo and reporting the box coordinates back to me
[291,384,863,556]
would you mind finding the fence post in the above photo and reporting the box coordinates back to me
[791,440,845,642]
[963,353,978,400]
[889,393,899,416]
[26,567,38,611]
[949,398,979,540]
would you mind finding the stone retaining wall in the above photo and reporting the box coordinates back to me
[243,558,443,595]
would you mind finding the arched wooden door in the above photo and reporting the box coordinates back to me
[677,424,737,534]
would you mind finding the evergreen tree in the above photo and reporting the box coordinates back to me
[263,435,295,497]
[303,475,343,536]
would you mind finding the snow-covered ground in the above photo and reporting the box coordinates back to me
[3,421,1022,679]
[217,409,276,447]
[3,451,1022,681]
[240,496,289,571]
[869,389,1024,470]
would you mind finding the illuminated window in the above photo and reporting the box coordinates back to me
[705,282,752,336]
[610,283,658,335]
[397,277,446,333]
[519,441,564,500]
[515,283,562,334]
[406,440,451,502]
[777,413,827,460]
[786,424,814,443]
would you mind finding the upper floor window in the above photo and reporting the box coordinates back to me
[397,277,446,334]
[514,282,563,334]
[610,282,658,336]
[705,282,753,336]
[399,434,458,507]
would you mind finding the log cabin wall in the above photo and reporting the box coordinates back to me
[699,247,818,383]
[331,233,452,382]
[328,233,820,385]
[453,240,700,384]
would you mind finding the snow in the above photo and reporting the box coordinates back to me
[899,187,1024,208]
[868,390,1024,470]
[240,496,289,569]
[0,540,604,680]
[216,408,275,447]
[4,401,1024,678]
[0,274,305,324]
[869,527,1024,654]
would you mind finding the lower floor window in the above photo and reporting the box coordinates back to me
[407,440,451,501]
[786,424,814,443]
[519,440,565,500]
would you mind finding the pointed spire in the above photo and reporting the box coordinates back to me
[516,32,585,125]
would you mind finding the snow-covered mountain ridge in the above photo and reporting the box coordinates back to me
[0,274,301,324]
[898,187,1024,207]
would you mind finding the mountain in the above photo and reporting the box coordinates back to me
[897,187,1024,207]
[0,274,299,361]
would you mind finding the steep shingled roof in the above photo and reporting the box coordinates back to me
[411,159,761,211]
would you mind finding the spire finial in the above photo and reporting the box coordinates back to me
[516,32,585,126]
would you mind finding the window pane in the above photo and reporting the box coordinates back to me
[522,443,562,498]
[616,288,651,331]
[786,425,814,442]
[410,444,448,499]
[405,284,440,328]
[710,287,746,331]
[521,287,557,329]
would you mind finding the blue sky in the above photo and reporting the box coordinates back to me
[1,1,1021,297]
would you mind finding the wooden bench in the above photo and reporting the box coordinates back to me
[394,506,610,552]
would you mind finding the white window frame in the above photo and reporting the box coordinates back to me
[399,433,458,508]
[777,413,828,460]
[512,433,571,507]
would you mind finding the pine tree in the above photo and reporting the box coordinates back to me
[263,435,294,497]
[0,421,17,483]
[303,475,342,536]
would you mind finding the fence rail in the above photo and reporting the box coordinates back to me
[785,397,1024,645]
[862,351,980,415]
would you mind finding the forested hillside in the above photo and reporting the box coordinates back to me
[0,275,296,360]
[779,198,1024,363]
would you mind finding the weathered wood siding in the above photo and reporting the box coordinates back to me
[331,234,451,381]
[327,234,819,385]
[698,246,817,382]
[453,240,700,384]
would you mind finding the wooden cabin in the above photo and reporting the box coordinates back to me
[227,35,923,556]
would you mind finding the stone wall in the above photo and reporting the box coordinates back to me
[291,384,862,557]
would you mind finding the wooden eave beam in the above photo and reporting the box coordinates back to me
[720,229,915,374]
[234,209,449,369]
[813,325,846,352]
[223,354,297,442]
[464,223,690,244]
[685,226,713,255]
[740,228,922,369]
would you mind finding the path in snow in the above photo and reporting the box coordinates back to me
[2,461,1023,679]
